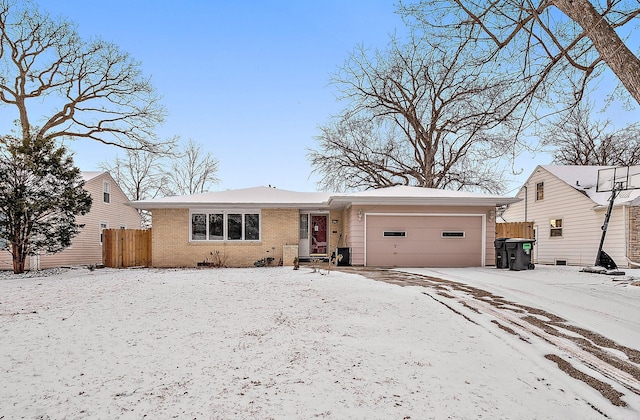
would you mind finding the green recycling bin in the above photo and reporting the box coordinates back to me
[505,238,535,271]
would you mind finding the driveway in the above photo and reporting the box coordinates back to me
[340,264,640,409]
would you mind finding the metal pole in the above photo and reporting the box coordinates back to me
[595,186,620,267]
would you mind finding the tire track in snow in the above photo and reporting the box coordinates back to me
[343,267,640,409]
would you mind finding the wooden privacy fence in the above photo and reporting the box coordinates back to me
[496,222,534,239]
[103,229,152,268]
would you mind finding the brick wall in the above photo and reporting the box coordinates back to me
[627,206,640,264]
[151,208,299,267]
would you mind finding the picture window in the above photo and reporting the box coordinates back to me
[191,211,260,241]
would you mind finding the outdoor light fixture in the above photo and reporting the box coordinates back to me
[488,209,495,222]
[357,209,363,221]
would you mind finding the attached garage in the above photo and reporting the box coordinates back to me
[131,185,520,268]
[365,214,484,267]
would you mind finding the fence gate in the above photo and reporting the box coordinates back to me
[496,222,534,239]
[103,229,152,268]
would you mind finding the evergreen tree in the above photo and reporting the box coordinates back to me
[0,134,92,274]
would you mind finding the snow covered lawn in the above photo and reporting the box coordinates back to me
[1,266,639,419]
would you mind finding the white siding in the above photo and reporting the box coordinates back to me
[502,167,627,267]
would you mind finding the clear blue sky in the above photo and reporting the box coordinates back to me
[12,2,640,194]
[39,0,403,193]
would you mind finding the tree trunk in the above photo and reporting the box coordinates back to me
[11,242,26,274]
[553,0,640,105]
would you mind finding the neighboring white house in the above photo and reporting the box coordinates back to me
[0,172,142,271]
[501,165,640,268]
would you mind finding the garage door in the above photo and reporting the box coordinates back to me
[365,215,483,267]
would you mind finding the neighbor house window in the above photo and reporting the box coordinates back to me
[535,182,544,201]
[191,211,260,241]
[550,219,562,237]
[103,181,111,203]
[100,222,108,244]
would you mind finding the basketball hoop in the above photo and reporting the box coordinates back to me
[585,165,640,275]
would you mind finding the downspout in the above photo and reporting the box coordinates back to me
[523,184,528,222]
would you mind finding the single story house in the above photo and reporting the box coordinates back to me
[129,185,519,268]
[501,165,640,268]
[0,171,142,271]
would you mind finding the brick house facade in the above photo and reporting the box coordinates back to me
[131,186,518,268]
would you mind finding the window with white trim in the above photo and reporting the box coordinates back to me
[103,181,111,204]
[550,219,562,237]
[535,182,544,201]
[100,222,108,244]
[191,211,260,241]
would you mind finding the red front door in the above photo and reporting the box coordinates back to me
[311,215,327,255]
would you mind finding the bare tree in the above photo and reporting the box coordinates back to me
[100,148,173,202]
[309,34,519,193]
[398,0,640,107]
[544,102,640,166]
[100,138,219,226]
[100,146,173,228]
[165,139,220,196]
[0,1,167,151]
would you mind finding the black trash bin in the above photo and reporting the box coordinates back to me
[494,237,509,269]
[336,247,351,266]
[505,238,535,271]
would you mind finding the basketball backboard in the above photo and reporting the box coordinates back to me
[596,166,640,192]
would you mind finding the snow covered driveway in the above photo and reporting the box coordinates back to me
[1,266,639,419]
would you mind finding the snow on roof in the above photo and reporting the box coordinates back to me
[130,185,519,210]
[541,165,640,206]
[81,171,104,181]
[329,185,519,206]
[132,186,332,209]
